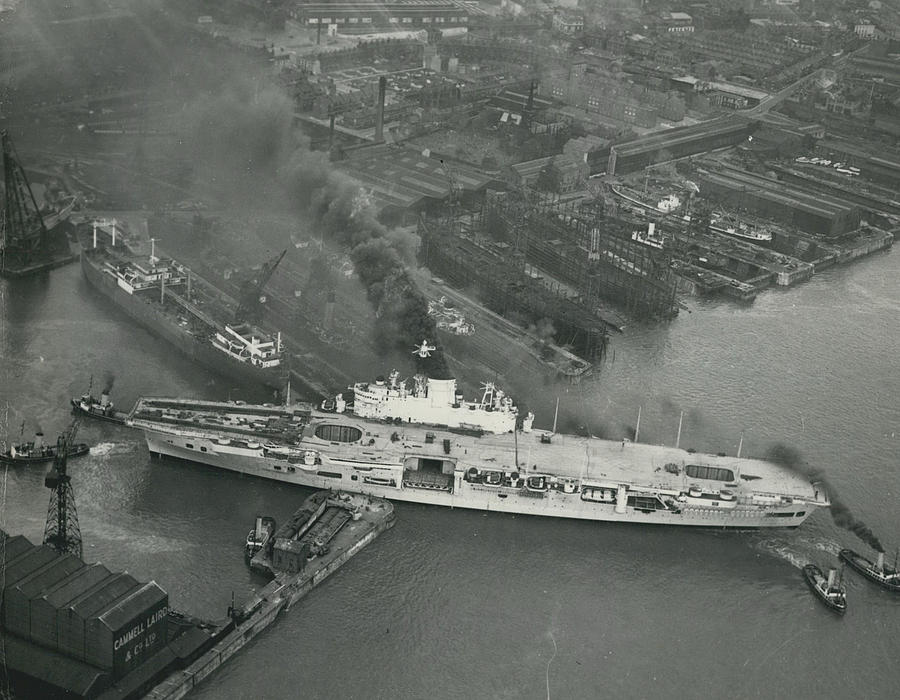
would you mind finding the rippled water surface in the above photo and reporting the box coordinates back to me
[2,251,899,699]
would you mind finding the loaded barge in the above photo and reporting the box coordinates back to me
[127,372,830,529]
[146,491,394,700]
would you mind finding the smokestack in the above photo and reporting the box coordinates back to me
[826,568,836,590]
[323,290,336,330]
[375,76,386,143]
[877,552,885,571]
[34,432,43,449]
[255,515,263,540]
[100,391,110,407]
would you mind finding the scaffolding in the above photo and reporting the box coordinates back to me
[419,190,677,358]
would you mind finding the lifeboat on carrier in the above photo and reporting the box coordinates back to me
[483,470,503,486]
[363,475,396,486]
[525,475,549,492]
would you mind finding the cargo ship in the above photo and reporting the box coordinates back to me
[127,375,830,528]
[79,221,286,392]
[709,213,773,243]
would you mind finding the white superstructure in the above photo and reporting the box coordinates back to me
[345,370,517,434]
[128,396,829,529]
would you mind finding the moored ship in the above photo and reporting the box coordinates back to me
[709,213,773,243]
[127,384,830,528]
[79,220,286,392]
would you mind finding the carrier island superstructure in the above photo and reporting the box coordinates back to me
[127,372,829,529]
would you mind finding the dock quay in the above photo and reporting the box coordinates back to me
[144,492,394,700]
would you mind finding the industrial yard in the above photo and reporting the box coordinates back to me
[3,0,900,698]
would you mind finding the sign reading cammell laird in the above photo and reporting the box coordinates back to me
[113,600,169,677]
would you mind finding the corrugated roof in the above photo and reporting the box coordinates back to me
[5,633,108,697]
[511,156,553,177]
[336,144,499,212]
[0,534,36,564]
[613,117,751,156]
[10,554,83,600]
[43,563,113,609]
[97,581,167,632]
[67,572,140,619]
[2,546,59,590]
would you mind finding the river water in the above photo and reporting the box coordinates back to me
[2,247,899,699]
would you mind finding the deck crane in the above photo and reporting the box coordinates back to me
[235,249,287,322]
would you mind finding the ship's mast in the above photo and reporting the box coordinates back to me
[42,420,83,559]
[1,130,47,272]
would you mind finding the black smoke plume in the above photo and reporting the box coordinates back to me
[282,144,451,378]
[182,80,451,378]
[103,371,115,393]
[766,443,884,553]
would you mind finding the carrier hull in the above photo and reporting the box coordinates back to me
[132,396,825,530]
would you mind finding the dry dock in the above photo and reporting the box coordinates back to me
[144,491,394,700]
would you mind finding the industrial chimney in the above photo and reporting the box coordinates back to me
[375,76,386,143]
[323,290,336,330]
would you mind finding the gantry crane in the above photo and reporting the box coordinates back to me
[43,419,83,559]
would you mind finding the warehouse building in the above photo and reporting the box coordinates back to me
[696,166,861,237]
[602,117,757,175]
[0,529,170,698]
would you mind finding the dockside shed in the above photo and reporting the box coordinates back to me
[29,562,113,651]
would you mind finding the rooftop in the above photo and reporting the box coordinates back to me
[335,144,502,212]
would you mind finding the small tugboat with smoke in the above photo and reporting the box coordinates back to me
[839,549,900,592]
[70,376,129,425]
[803,564,847,614]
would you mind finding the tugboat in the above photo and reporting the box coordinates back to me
[71,381,129,425]
[245,515,277,559]
[0,428,89,466]
[839,549,900,592]
[802,564,847,614]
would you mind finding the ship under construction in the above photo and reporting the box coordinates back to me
[418,190,679,360]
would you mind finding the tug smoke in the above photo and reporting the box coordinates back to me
[103,371,115,393]
[766,443,884,553]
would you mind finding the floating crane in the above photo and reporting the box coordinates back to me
[43,419,83,559]
[1,130,48,273]
[235,249,287,322]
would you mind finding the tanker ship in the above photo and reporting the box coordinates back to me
[79,221,286,392]
[127,373,829,528]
